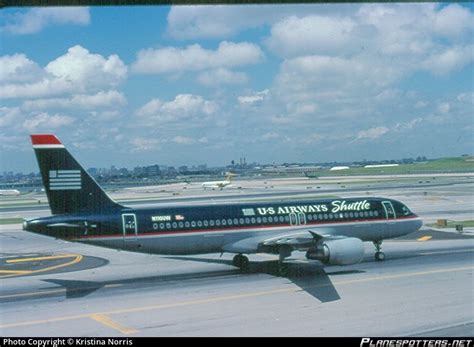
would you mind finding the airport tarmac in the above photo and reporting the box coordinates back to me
[0,177,473,336]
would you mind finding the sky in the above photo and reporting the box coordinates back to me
[1,4,473,173]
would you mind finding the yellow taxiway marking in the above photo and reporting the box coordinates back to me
[0,265,472,330]
[90,314,138,335]
[0,254,83,278]
[6,254,77,264]
[0,270,32,274]
[417,236,433,242]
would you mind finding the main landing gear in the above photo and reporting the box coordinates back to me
[373,240,385,261]
[232,254,249,271]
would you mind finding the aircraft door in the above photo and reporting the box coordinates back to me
[122,213,137,241]
[382,201,397,237]
[289,212,306,226]
[289,213,298,226]
[297,212,306,225]
[382,201,396,219]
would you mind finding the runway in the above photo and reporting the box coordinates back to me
[0,177,473,336]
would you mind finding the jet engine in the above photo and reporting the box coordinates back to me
[306,237,365,265]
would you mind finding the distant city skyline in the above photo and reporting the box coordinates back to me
[1,4,473,173]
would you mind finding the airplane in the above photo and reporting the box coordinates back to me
[0,189,20,196]
[23,134,423,275]
[201,173,235,190]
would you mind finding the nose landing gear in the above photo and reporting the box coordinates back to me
[373,240,385,261]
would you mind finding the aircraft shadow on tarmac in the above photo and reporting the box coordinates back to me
[39,258,365,303]
[164,256,368,303]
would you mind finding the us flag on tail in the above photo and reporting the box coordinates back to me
[49,170,82,190]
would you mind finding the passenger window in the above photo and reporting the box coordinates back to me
[172,222,177,228]
[251,218,256,224]
[216,220,221,226]
[262,217,267,223]
[185,221,190,228]
[268,216,273,223]
[197,221,202,227]
[178,222,184,228]
[210,220,215,226]
[245,218,250,224]
[239,218,244,224]
[374,211,379,217]
[222,219,226,226]
[166,222,171,229]
[159,223,165,229]
[233,218,238,225]
[191,221,196,227]
[227,219,232,225]
[203,220,208,227]
[256,217,262,223]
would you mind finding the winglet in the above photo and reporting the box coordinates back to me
[31,134,64,148]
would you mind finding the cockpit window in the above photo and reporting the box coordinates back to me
[393,201,414,216]
[401,205,411,216]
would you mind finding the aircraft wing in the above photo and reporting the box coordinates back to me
[222,228,334,254]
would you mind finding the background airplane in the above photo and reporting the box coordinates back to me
[201,172,235,190]
[23,134,423,276]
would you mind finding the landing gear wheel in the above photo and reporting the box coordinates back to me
[375,251,385,261]
[373,240,385,262]
[232,254,249,271]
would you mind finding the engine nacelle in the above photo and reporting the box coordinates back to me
[306,237,365,265]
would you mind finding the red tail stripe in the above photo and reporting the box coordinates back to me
[31,134,62,145]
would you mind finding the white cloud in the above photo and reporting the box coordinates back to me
[266,15,357,57]
[166,5,359,40]
[0,46,127,99]
[238,89,269,105]
[197,68,248,86]
[0,107,21,128]
[356,126,389,140]
[437,102,451,114]
[422,45,474,75]
[173,135,195,145]
[2,7,90,35]
[457,92,474,104]
[132,41,263,74]
[394,118,423,131]
[22,90,126,111]
[0,54,43,82]
[136,94,219,125]
[22,112,74,132]
[45,45,127,88]
[166,6,278,40]
[433,4,474,39]
[261,132,280,140]
[130,137,161,152]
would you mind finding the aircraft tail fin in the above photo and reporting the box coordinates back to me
[31,134,122,215]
